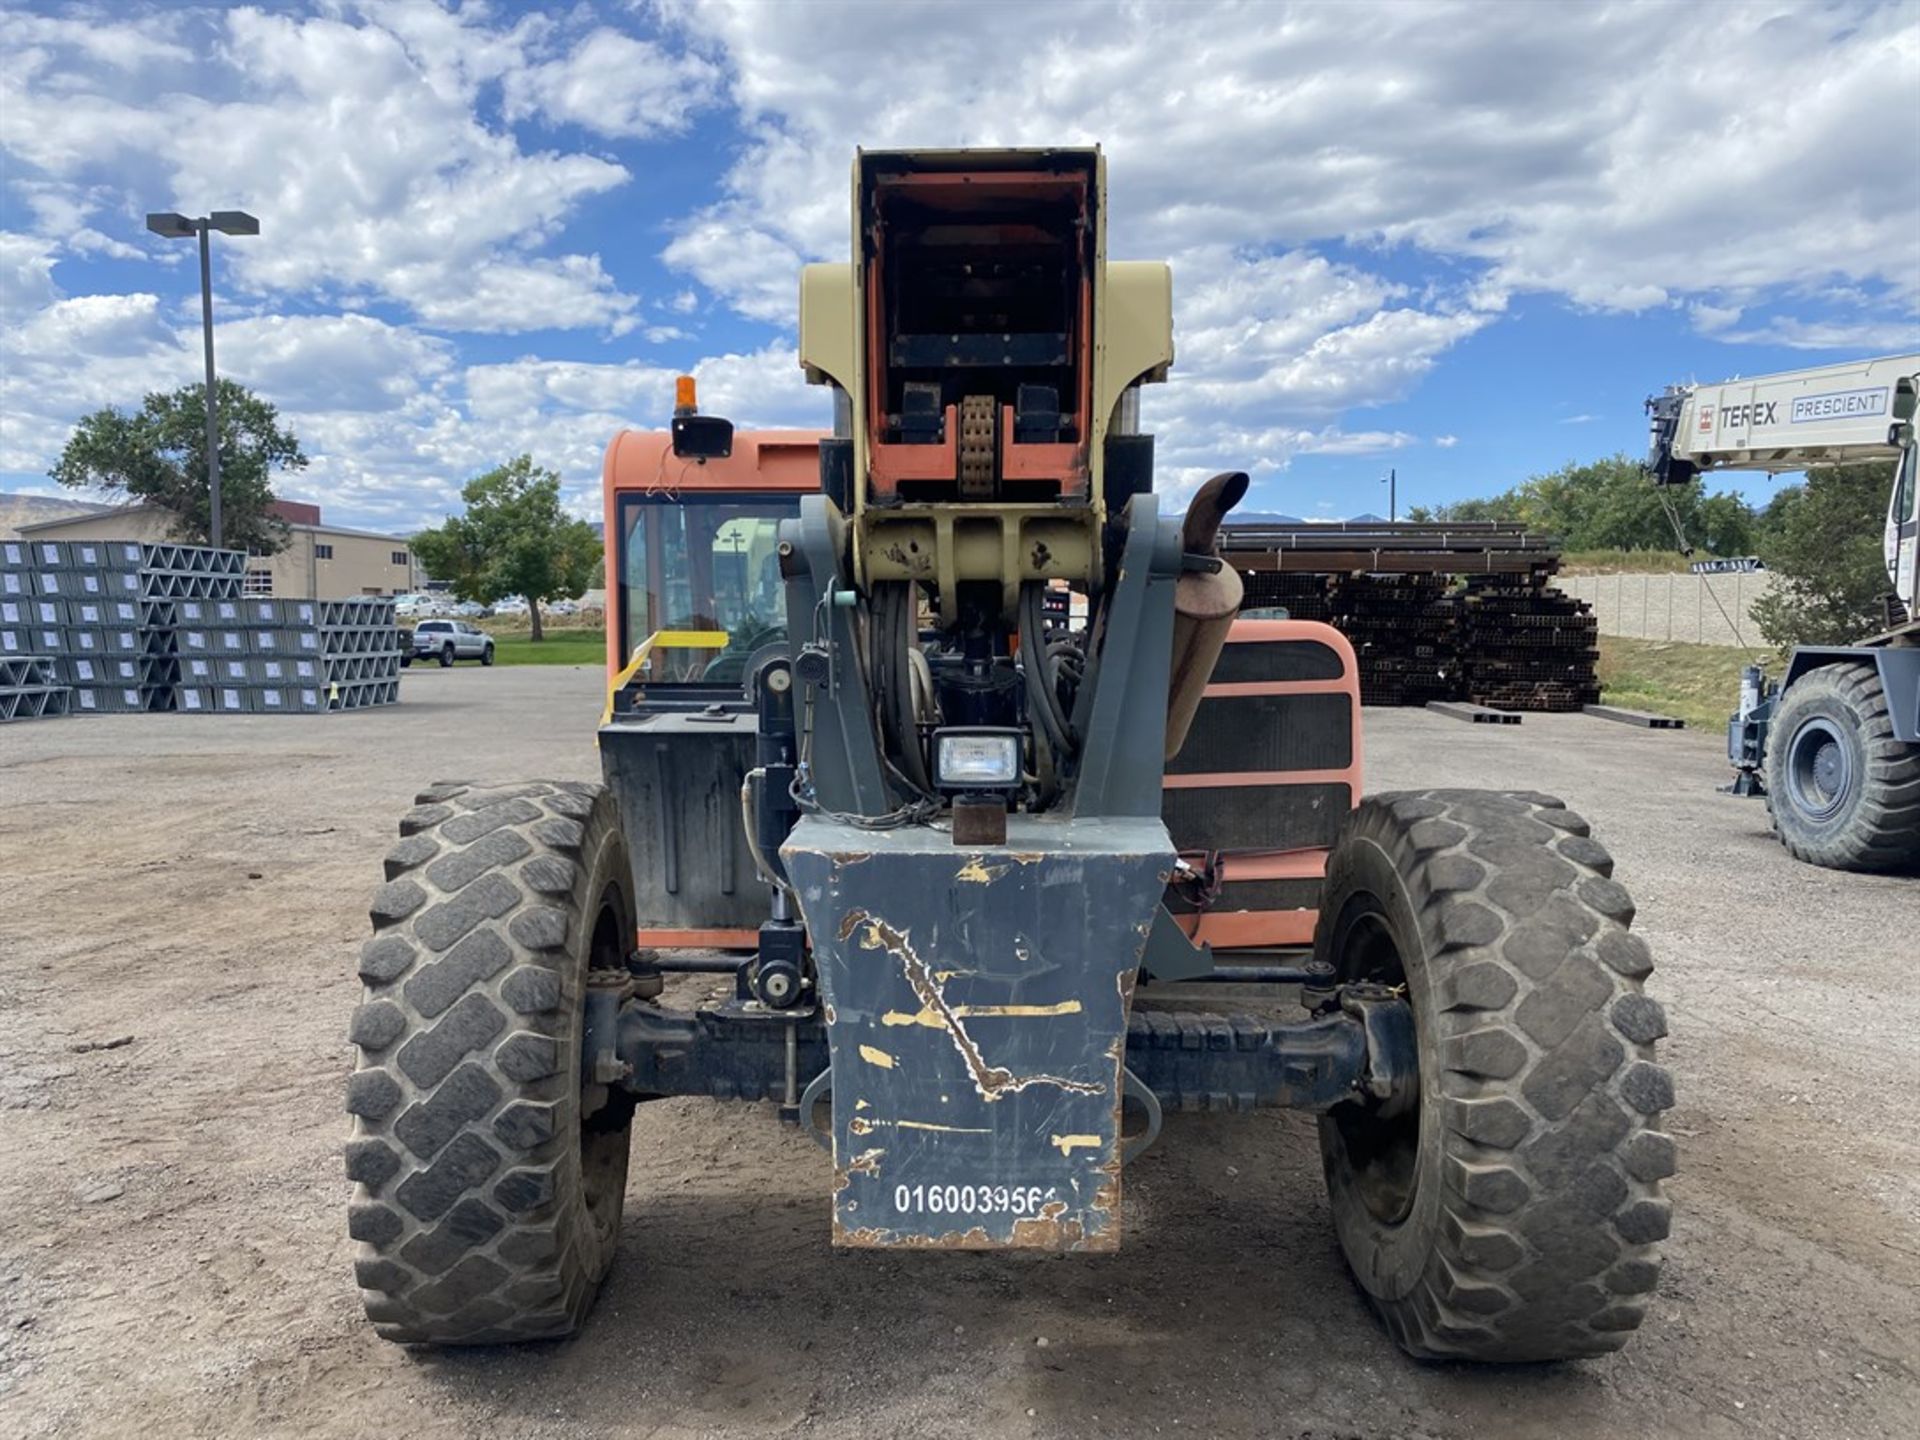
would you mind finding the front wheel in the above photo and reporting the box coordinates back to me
[1315,790,1673,1362]
[345,781,636,1344]
[1764,662,1920,872]
[481,644,495,667]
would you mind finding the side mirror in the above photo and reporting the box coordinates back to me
[672,414,734,460]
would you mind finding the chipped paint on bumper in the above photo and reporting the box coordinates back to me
[784,814,1173,1251]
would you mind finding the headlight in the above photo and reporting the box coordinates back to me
[933,728,1022,791]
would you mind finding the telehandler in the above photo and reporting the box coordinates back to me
[346,148,1672,1361]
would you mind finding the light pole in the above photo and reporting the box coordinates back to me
[1382,466,1397,523]
[145,210,259,550]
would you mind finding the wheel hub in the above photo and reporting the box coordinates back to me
[1324,899,1422,1228]
[1787,717,1853,819]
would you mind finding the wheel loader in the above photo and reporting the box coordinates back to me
[345,147,1674,1361]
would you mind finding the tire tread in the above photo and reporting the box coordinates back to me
[345,780,628,1344]
[1766,663,1920,872]
[1319,789,1672,1362]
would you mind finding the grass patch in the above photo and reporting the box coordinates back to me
[485,629,606,666]
[1561,549,1698,575]
[1596,635,1759,730]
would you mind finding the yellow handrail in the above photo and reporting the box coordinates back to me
[599,629,730,727]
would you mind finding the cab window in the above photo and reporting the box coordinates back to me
[618,492,801,684]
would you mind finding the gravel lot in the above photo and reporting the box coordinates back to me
[2,664,1915,1439]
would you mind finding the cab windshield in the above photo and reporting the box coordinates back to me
[617,492,800,686]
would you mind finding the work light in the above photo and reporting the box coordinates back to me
[933,728,1023,791]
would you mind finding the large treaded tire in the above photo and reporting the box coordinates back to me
[1315,790,1674,1363]
[345,780,635,1345]
[1764,662,1920,872]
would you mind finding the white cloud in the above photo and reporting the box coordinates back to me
[636,0,1919,495]
[1433,434,1460,448]
[502,26,720,139]
[454,343,823,520]
[0,291,195,472]
[660,216,808,325]
[660,0,1920,345]
[0,8,191,77]
[0,231,60,316]
[1709,314,1920,353]
[0,3,670,335]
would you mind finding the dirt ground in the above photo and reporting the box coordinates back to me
[2,665,1915,1440]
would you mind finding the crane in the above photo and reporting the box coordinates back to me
[1646,352,1919,869]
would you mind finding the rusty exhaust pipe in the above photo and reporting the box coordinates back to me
[1165,470,1248,758]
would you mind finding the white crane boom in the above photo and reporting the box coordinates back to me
[1646,352,1918,485]
[1645,352,1918,621]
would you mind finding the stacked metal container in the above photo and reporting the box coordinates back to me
[0,538,400,719]
[172,594,400,713]
[314,598,404,710]
[0,656,68,722]
[2,538,151,717]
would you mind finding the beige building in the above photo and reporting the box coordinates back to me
[17,500,422,600]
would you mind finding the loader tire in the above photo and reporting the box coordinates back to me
[345,780,636,1345]
[1315,790,1673,1362]
[1765,662,1920,872]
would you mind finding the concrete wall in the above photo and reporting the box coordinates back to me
[1559,570,1776,647]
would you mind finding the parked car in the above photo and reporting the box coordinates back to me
[493,595,530,616]
[548,599,579,617]
[404,619,495,668]
[452,600,492,618]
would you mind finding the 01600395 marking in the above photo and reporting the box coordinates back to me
[892,1183,1062,1216]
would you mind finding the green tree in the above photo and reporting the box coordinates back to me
[50,378,305,552]
[1406,495,1525,524]
[412,456,599,642]
[1412,454,1756,556]
[1750,461,1898,649]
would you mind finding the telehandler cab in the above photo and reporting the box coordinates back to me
[346,148,1673,1361]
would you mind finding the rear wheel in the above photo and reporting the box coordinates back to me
[440,644,456,668]
[1315,790,1673,1362]
[345,780,635,1344]
[1765,662,1920,871]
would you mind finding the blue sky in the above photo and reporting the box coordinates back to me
[3,0,1917,535]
